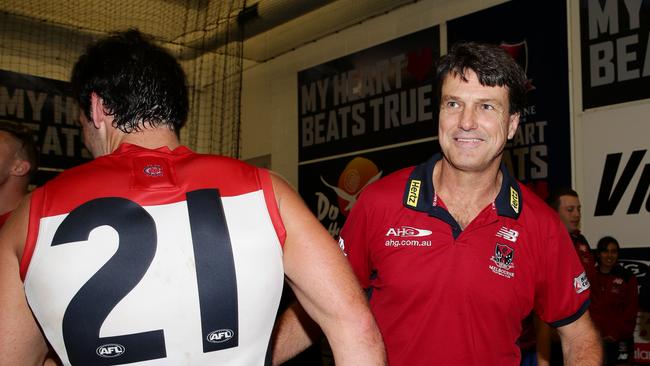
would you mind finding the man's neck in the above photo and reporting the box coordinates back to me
[434,159,502,205]
[114,127,181,153]
[433,159,502,229]
[0,178,28,215]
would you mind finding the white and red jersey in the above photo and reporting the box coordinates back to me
[339,153,590,366]
[21,143,285,366]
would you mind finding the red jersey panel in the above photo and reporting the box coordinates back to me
[22,144,285,366]
[339,154,590,366]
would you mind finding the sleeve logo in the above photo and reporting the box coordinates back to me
[573,272,590,294]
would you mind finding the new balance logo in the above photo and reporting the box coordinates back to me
[496,227,519,242]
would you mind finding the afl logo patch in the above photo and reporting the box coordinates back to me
[207,329,235,343]
[96,343,125,358]
[143,164,163,177]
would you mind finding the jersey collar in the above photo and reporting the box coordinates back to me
[402,153,522,219]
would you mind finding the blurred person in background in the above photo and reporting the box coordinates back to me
[547,187,595,279]
[591,236,638,366]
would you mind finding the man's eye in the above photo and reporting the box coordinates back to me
[481,104,494,110]
[447,101,459,108]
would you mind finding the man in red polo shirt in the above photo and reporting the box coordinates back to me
[266,41,603,366]
[335,42,601,365]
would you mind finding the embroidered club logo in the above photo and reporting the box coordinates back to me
[143,164,163,177]
[490,243,515,279]
[493,244,514,269]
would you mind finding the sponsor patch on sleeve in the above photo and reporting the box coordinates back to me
[573,272,590,294]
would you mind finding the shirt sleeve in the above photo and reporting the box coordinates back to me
[338,194,372,289]
[534,217,591,327]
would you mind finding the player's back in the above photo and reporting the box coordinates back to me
[22,143,285,365]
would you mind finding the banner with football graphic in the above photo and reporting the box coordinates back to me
[299,141,439,238]
[297,26,440,233]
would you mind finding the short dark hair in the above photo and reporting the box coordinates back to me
[546,187,579,212]
[71,29,189,133]
[435,41,528,115]
[596,236,619,253]
[0,122,39,180]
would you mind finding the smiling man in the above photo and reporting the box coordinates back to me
[333,42,602,365]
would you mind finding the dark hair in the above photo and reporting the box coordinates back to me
[0,122,39,180]
[597,236,619,254]
[435,41,527,115]
[546,187,579,211]
[71,29,188,133]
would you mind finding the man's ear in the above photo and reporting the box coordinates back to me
[11,159,30,178]
[507,112,520,140]
[89,93,106,129]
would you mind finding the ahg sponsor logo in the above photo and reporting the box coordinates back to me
[385,226,432,237]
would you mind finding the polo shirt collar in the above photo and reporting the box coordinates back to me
[402,153,522,219]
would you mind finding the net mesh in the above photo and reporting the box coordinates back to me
[0,0,245,158]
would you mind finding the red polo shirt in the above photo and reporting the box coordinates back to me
[339,154,590,366]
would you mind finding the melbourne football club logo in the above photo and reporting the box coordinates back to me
[499,41,535,92]
[320,157,382,216]
[492,244,515,270]
[490,243,516,279]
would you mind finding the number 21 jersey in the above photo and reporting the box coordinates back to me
[21,144,285,365]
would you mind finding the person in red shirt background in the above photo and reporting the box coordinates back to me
[547,188,596,280]
[591,236,638,366]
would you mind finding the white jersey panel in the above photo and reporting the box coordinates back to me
[24,191,284,366]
